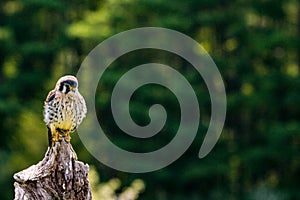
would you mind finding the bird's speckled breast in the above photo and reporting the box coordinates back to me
[44,91,86,133]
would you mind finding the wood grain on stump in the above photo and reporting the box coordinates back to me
[13,139,92,200]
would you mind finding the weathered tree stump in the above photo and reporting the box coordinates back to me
[13,138,92,200]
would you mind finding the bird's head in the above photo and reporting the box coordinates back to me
[55,75,78,94]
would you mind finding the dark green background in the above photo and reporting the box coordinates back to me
[0,0,299,199]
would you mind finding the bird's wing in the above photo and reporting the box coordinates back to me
[46,90,56,103]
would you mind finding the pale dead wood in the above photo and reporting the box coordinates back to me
[13,138,92,200]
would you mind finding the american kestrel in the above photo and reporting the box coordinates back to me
[44,75,87,146]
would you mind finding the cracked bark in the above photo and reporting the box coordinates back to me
[13,138,92,200]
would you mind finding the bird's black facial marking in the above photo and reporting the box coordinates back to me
[59,79,77,94]
[48,93,56,102]
[64,85,70,94]
[61,80,77,88]
[59,83,64,92]
[59,83,71,94]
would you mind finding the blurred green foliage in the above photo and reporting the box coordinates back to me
[0,0,299,199]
